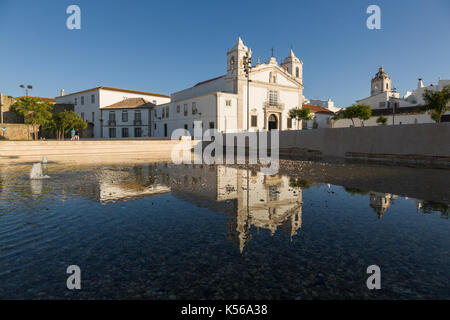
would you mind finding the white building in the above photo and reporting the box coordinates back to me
[308,98,342,113]
[151,37,305,137]
[55,86,170,138]
[302,104,335,129]
[100,98,154,138]
[333,67,450,127]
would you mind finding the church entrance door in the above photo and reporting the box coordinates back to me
[268,114,278,130]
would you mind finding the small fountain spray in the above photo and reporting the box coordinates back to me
[29,157,50,180]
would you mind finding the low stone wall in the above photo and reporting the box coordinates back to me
[220,123,450,167]
[0,139,200,162]
[0,124,39,140]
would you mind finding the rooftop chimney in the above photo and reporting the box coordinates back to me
[418,78,424,89]
[60,89,65,96]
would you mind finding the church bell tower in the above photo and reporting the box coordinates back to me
[226,37,251,79]
[371,66,392,96]
[281,49,303,83]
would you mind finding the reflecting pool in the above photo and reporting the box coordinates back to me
[0,161,448,299]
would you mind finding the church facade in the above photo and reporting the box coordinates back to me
[151,37,305,137]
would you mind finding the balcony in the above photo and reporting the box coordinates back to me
[133,120,142,126]
[263,101,284,111]
[108,120,116,126]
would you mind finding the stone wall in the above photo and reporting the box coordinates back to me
[0,93,22,123]
[220,123,450,167]
[0,124,39,140]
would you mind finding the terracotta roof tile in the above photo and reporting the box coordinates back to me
[303,104,335,114]
[102,98,155,109]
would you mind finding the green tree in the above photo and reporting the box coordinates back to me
[289,107,314,129]
[342,104,372,126]
[49,110,87,140]
[289,178,312,189]
[421,201,449,219]
[422,85,450,123]
[344,187,370,196]
[10,97,53,140]
[376,115,388,125]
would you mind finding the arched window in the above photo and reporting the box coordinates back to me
[386,83,389,89]
[296,67,300,78]
[230,56,235,68]
[269,72,273,83]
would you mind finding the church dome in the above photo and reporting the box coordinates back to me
[373,66,389,80]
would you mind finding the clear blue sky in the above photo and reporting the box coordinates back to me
[0,0,449,107]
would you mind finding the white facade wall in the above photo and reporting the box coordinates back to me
[217,93,238,133]
[332,112,442,128]
[101,108,151,138]
[55,90,101,137]
[405,80,450,105]
[151,93,223,137]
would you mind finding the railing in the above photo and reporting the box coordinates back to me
[108,120,116,126]
[133,120,142,126]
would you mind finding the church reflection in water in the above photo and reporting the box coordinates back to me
[10,162,446,252]
[94,164,303,253]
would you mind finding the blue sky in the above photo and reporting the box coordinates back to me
[0,0,449,107]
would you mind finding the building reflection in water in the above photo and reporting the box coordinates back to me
[369,192,397,219]
[217,167,303,253]
[1,163,448,252]
[93,164,304,253]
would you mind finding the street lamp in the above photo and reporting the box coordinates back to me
[243,53,252,131]
[20,84,33,97]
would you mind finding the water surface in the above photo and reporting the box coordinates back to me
[0,161,448,299]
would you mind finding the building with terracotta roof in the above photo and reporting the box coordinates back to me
[307,98,342,113]
[100,98,155,138]
[302,104,335,129]
[0,93,56,124]
[55,86,170,138]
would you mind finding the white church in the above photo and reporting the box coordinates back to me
[333,66,450,127]
[151,37,305,137]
